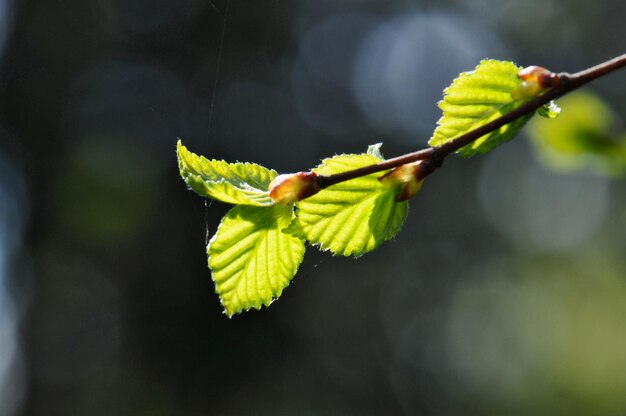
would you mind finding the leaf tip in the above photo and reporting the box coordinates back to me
[538,100,561,119]
[176,138,186,155]
[367,143,384,159]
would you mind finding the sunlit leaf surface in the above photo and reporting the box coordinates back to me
[289,151,408,257]
[209,204,305,316]
[429,59,533,156]
[177,140,277,206]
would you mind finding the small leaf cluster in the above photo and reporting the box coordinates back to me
[178,59,562,316]
[178,141,409,316]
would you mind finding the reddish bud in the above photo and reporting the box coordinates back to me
[379,162,425,202]
[518,65,560,88]
[268,171,321,204]
[512,65,560,101]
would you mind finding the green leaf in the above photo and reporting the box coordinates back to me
[527,91,626,176]
[428,59,533,156]
[177,140,277,206]
[289,150,408,257]
[209,204,306,317]
[538,100,561,119]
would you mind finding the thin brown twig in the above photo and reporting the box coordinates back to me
[315,52,626,191]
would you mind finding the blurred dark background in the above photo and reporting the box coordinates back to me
[1,0,626,415]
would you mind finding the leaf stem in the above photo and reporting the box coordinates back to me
[315,52,626,190]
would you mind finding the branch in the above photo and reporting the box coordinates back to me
[315,52,626,190]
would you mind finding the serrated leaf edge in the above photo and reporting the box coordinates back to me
[208,205,305,317]
[291,150,408,257]
[177,140,277,206]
